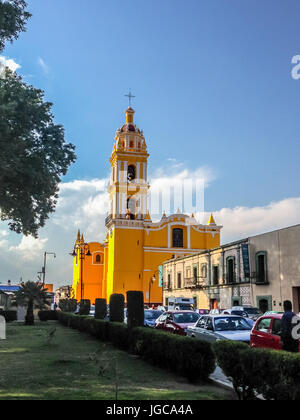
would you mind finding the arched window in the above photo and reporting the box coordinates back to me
[173,228,183,248]
[127,198,136,220]
[95,254,101,264]
[128,165,136,182]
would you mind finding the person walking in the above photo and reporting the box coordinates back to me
[281,300,299,353]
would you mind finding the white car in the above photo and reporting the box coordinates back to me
[187,315,252,344]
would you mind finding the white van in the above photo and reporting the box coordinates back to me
[168,297,194,311]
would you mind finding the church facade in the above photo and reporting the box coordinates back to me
[71,107,222,305]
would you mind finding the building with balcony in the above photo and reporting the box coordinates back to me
[163,224,300,313]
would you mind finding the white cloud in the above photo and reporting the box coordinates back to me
[0,56,21,76]
[202,197,300,244]
[37,57,50,75]
[9,236,48,262]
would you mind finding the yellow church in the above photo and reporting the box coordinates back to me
[71,107,222,305]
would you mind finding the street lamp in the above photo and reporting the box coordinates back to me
[42,252,56,286]
[149,274,156,307]
[70,242,91,301]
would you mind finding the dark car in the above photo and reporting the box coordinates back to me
[144,310,163,327]
[155,311,200,336]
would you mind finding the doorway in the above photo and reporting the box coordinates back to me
[210,299,218,310]
[292,287,300,313]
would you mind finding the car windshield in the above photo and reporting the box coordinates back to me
[173,312,199,324]
[231,310,244,316]
[144,310,162,320]
[177,304,193,310]
[214,317,252,331]
[244,308,260,315]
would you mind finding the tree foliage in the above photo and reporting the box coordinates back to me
[13,281,51,325]
[0,0,31,52]
[0,70,76,236]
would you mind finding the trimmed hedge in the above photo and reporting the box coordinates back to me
[95,298,107,320]
[38,310,58,322]
[57,312,216,382]
[127,291,144,329]
[214,340,300,400]
[59,299,77,313]
[132,327,216,382]
[79,300,91,316]
[109,294,124,323]
[0,310,17,323]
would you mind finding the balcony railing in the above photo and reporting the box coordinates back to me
[184,277,204,289]
[105,215,112,226]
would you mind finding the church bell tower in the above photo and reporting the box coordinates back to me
[107,107,149,222]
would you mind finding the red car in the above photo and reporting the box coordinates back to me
[155,310,200,336]
[250,314,300,352]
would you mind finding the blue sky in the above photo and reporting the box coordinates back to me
[1,0,300,285]
[4,0,300,211]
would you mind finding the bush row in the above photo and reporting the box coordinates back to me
[214,340,300,400]
[38,310,58,322]
[0,310,17,322]
[57,312,216,382]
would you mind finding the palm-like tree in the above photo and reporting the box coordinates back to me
[13,282,51,325]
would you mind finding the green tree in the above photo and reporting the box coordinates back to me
[0,70,76,236]
[13,281,51,325]
[0,0,31,52]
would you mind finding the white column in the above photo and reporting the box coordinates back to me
[187,225,191,249]
[123,161,128,183]
[136,162,140,182]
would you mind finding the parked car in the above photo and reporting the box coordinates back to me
[221,309,255,327]
[232,306,262,321]
[187,315,252,343]
[155,311,200,336]
[144,310,163,327]
[250,314,300,352]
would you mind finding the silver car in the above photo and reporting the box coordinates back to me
[186,315,252,343]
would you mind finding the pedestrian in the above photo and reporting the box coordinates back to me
[281,300,299,353]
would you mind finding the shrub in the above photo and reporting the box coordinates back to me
[58,299,77,313]
[132,327,215,382]
[95,298,107,320]
[259,350,300,400]
[38,310,57,322]
[213,341,265,400]
[109,294,124,323]
[214,340,300,401]
[127,291,144,329]
[0,309,17,323]
[79,299,91,316]
[107,322,131,351]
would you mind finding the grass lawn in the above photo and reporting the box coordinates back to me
[0,322,234,400]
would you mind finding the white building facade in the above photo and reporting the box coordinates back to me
[163,224,300,313]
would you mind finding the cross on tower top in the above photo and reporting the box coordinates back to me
[125,90,135,107]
